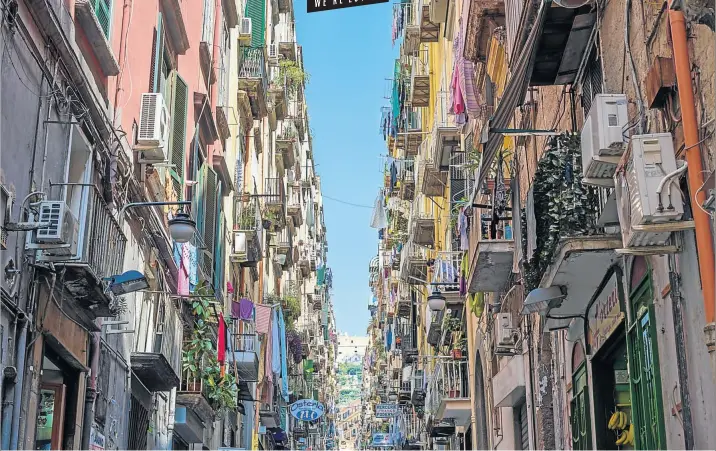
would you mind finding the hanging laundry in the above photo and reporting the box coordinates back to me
[255,304,272,334]
[238,298,254,321]
[185,242,199,292]
[271,310,281,376]
[218,313,226,364]
[458,208,469,251]
[370,191,388,229]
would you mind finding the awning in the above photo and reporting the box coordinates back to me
[472,1,549,198]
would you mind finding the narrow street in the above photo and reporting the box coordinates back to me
[0,0,714,450]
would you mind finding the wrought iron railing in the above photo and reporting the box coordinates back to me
[264,177,285,206]
[234,197,262,231]
[431,251,462,290]
[239,47,268,93]
[426,360,469,414]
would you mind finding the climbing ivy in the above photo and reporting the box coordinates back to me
[522,133,600,291]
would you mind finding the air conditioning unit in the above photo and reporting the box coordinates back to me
[581,94,629,186]
[615,133,684,247]
[239,18,252,43]
[136,93,170,160]
[496,313,518,347]
[268,43,279,65]
[27,201,79,257]
[230,231,248,262]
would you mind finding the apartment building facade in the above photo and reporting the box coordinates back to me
[0,0,336,450]
[364,0,715,450]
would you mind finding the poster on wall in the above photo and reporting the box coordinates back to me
[587,272,624,353]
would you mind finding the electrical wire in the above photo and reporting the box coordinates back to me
[322,194,374,209]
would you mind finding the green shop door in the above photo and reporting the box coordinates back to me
[626,257,666,449]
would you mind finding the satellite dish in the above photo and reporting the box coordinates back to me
[553,0,593,8]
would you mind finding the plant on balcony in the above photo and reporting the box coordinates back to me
[442,315,461,333]
[278,60,309,97]
[237,201,258,230]
[522,133,600,291]
[204,357,238,411]
[182,285,214,382]
[451,333,467,359]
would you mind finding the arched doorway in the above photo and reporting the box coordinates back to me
[473,351,489,450]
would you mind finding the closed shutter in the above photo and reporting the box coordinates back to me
[169,71,189,198]
[150,14,164,93]
[581,46,603,116]
[244,0,265,47]
[505,0,524,57]
[519,402,529,450]
[203,167,218,279]
[93,0,112,38]
[213,199,224,290]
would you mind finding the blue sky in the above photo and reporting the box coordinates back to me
[295,4,397,336]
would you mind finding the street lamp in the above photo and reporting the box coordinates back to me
[118,201,196,243]
[426,290,446,312]
[520,286,565,315]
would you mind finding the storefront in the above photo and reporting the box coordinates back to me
[570,258,667,450]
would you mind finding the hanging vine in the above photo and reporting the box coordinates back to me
[522,133,600,291]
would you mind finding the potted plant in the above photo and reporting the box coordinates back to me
[451,333,466,359]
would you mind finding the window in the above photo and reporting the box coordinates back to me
[93,0,112,38]
[580,42,603,117]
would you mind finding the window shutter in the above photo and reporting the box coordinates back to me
[244,0,265,47]
[202,167,219,279]
[150,14,164,93]
[213,208,225,290]
[93,0,112,38]
[169,71,189,199]
[194,164,207,240]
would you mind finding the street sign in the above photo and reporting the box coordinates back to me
[374,403,399,418]
[372,433,394,447]
[290,399,326,421]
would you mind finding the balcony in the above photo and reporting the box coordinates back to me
[399,107,423,156]
[278,19,297,61]
[131,296,183,392]
[426,309,443,346]
[264,177,286,223]
[231,197,262,267]
[287,184,303,226]
[272,226,293,267]
[426,360,470,427]
[228,323,260,382]
[433,92,460,170]
[199,14,216,84]
[463,0,504,63]
[260,402,282,428]
[401,241,428,284]
[467,206,515,293]
[418,143,448,198]
[493,354,526,408]
[310,290,324,311]
[177,361,214,423]
[418,0,440,42]
[398,2,420,54]
[238,47,269,118]
[276,120,299,170]
[410,51,430,107]
[431,251,463,304]
[410,211,435,247]
[36,186,127,317]
[74,0,120,76]
[531,2,596,85]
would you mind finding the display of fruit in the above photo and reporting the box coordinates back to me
[616,430,629,445]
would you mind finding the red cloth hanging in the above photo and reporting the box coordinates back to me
[218,312,226,364]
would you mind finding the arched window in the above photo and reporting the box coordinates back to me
[626,256,666,449]
[570,342,591,450]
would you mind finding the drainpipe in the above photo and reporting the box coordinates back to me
[1,312,18,451]
[9,312,28,450]
[668,7,716,360]
[80,327,101,450]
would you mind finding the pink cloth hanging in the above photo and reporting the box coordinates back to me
[177,243,190,296]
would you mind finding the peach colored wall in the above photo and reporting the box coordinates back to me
[107,0,212,179]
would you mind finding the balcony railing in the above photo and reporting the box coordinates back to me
[234,197,262,232]
[264,178,286,208]
[131,294,183,392]
[426,360,469,414]
[238,47,268,118]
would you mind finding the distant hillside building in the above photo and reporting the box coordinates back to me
[337,333,370,363]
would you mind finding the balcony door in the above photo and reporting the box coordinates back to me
[34,383,66,450]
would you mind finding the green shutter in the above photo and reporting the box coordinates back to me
[93,0,111,38]
[203,167,218,279]
[244,0,265,47]
[213,192,224,290]
[194,164,207,238]
[150,14,164,93]
[169,71,188,199]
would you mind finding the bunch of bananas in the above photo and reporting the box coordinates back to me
[608,411,635,446]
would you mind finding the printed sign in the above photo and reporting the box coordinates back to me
[89,426,105,451]
[374,403,399,418]
[588,272,624,353]
[372,433,394,447]
[308,0,389,14]
[290,399,326,421]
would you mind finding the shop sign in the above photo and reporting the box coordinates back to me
[374,403,399,418]
[290,399,325,421]
[89,426,105,451]
[372,433,394,447]
[588,273,624,353]
[308,0,389,14]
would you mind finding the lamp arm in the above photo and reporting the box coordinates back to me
[118,201,192,228]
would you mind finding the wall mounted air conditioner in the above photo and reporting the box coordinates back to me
[136,93,170,161]
[231,231,248,262]
[581,94,629,186]
[615,133,684,247]
[27,201,79,257]
[496,313,518,347]
[239,18,252,43]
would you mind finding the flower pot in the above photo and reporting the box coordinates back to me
[262,219,272,230]
[187,381,201,392]
[448,390,459,398]
[451,349,462,359]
